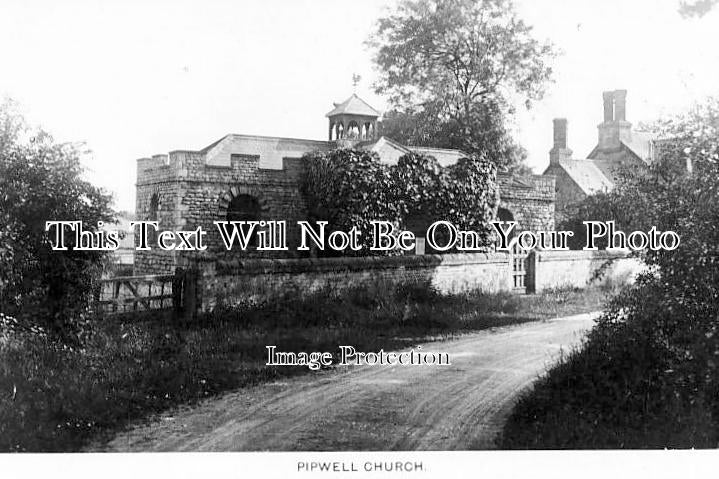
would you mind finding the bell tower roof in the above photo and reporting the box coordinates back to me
[326,94,380,118]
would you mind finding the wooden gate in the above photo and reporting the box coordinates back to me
[511,242,528,293]
[95,273,177,314]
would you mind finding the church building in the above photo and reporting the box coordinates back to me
[134,94,555,275]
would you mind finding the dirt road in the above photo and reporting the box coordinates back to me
[102,313,596,451]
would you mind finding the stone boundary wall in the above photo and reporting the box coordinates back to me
[191,249,644,313]
[196,253,511,312]
[529,249,644,293]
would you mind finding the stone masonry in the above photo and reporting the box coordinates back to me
[135,95,556,274]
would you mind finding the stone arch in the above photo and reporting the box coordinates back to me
[226,194,261,222]
[217,186,270,249]
[497,207,514,223]
[217,185,270,218]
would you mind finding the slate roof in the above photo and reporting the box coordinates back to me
[587,130,656,164]
[326,94,381,117]
[547,159,613,195]
[622,130,655,163]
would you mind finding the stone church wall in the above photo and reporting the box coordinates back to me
[135,151,314,274]
[497,174,555,232]
[134,151,557,275]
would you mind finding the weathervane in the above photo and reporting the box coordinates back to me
[352,73,361,92]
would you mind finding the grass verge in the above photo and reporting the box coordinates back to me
[1,280,609,452]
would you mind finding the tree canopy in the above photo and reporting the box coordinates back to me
[0,99,115,337]
[368,0,555,172]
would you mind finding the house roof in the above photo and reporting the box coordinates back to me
[547,159,614,195]
[587,130,656,164]
[326,94,380,118]
[622,130,655,163]
[364,138,469,167]
[366,136,410,152]
[406,146,469,167]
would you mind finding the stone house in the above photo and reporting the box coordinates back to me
[134,94,555,274]
[543,89,656,223]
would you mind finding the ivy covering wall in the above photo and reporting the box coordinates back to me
[301,148,499,256]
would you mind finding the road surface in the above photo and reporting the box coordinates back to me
[101,313,595,451]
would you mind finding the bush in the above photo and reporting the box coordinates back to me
[0,100,114,338]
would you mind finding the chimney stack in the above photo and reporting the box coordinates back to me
[603,91,614,122]
[597,89,632,151]
[614,89,627,121]
[549,118,573,164]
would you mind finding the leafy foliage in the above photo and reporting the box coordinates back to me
[0,99,115,337]
[502,98,719,448]
[302,148,498,255]
[368,0,555,172]
[444,155,500,242]
[301,148,402,255]
[392,152,448,221]
[679,0,719,18]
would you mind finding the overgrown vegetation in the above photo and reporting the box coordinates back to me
[0,99,115,339]
[0,281,606,452]
[301,149,499,256]
[499,98,719,449]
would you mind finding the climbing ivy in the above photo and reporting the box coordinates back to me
[301,148,498,255]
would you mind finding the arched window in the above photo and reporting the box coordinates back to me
[226,194,261,247]
[147,193,159,245]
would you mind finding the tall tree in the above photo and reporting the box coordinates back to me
[0,99,115,339]
[368,0,555,172]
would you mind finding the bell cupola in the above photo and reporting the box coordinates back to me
[326,93,380,144]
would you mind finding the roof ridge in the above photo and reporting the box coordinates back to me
[326,94,380,117]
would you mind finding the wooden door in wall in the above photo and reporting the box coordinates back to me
[511,242,528,293]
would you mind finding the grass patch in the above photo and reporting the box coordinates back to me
[1,280,608,452]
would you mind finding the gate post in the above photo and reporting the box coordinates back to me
[181,264,199,322]
[526,251,537,294]
[173,267,185,319]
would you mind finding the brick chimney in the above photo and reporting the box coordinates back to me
[597,89,632,151]
[549,118,573,164]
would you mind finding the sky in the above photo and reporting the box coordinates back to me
[0,0,717,211]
